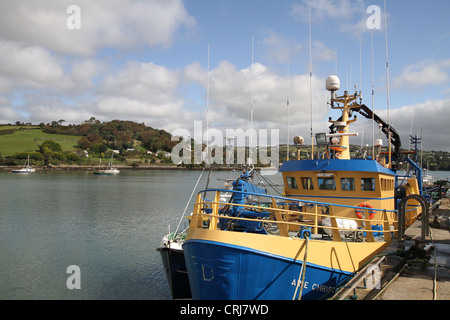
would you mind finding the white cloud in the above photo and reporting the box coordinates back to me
[261,30,302,64]
[0,38,109,96]
[184,60,329,141]
[100,61,181,102]
[291,0,370,38]
[361,99,450,152]
[70,59,108,89]
[0,41,64,89]
[312,41,335,62]
[0,0,196,57]
[92,61,199,131]
[393,59,450,90]
[0,0,196,126]
[292,0,365,21]
[0,97,21,123]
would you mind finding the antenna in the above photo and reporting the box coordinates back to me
[248,36,254,167]
[409,109,414,151]
[384,0,392,167]
[371,29,375,159]
[309,6,314,159]
[420,126,423,167]
[359,41,362,92]
[286,47,290,161]
[206,44,210,165]
[335,46,338,75]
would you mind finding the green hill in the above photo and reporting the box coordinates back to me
[0,120,178,167]
[0,127,81,157]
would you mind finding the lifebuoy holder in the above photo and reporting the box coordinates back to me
[355,202,375,220]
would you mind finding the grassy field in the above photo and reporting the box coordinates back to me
[0,127,82,156]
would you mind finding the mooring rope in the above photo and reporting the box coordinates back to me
[293,236,309,300]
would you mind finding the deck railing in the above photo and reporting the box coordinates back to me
[187,188,411,243]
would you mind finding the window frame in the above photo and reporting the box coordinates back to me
[318,177,336,190]
[361,177,376,191]
[300,177,314,190]
[286,176,298,189]
[340,177,355,191]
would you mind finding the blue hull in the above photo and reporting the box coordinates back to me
[183,239,353,300]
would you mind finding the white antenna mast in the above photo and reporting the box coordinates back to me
[384,0,392,166]
[309,6,314,159]
[409,109,414,151]
[335,46,338,75]
[286,47,290,161]
[205,44,210,165]
[371,29,375,159]
[359,41,362,95]
[248,36,254,167]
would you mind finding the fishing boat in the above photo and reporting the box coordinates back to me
[11,155,35,173]
[157,171,245,300]
[178,76,427,300]
[157,230,192,299]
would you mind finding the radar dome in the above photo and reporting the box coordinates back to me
[375,139,383,147]
[326,75,340,91]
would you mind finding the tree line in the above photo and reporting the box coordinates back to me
[41,118,177,154]
[1,118,179,166]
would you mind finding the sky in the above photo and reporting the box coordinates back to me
[0,0,449,151]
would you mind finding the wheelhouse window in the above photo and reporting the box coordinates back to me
[318,177,336,190]
[341,178,355,191]
[361,178,375,191]
[301,177,314,190]
[286,177,298,189]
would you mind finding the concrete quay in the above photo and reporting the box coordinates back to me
[376,204,450,300]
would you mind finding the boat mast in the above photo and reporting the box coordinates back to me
[206,44,210,165]
[248,36,254,167]
[384,0,392,168]
[309,6,314,159]
[371,29,375,159]
[286,47,290,161]
[330,91,360,160]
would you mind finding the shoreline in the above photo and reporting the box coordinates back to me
[0,164,247,172]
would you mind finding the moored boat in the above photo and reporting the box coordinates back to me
[93,154,120,175]
[180,76,427,300]
[11,155,35,174]
[157,232,192,300]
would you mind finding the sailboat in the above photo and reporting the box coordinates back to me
[93,153,119,175]
[11,155,35,173]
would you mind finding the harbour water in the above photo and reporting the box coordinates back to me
[0,169,447,299]
[0,169,231,299]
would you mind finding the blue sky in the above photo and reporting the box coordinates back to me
[0,0,449,151]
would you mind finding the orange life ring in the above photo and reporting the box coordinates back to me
[355,202,375,219]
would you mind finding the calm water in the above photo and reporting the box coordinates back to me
[0,168,447,300]
[0,169,246,300]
